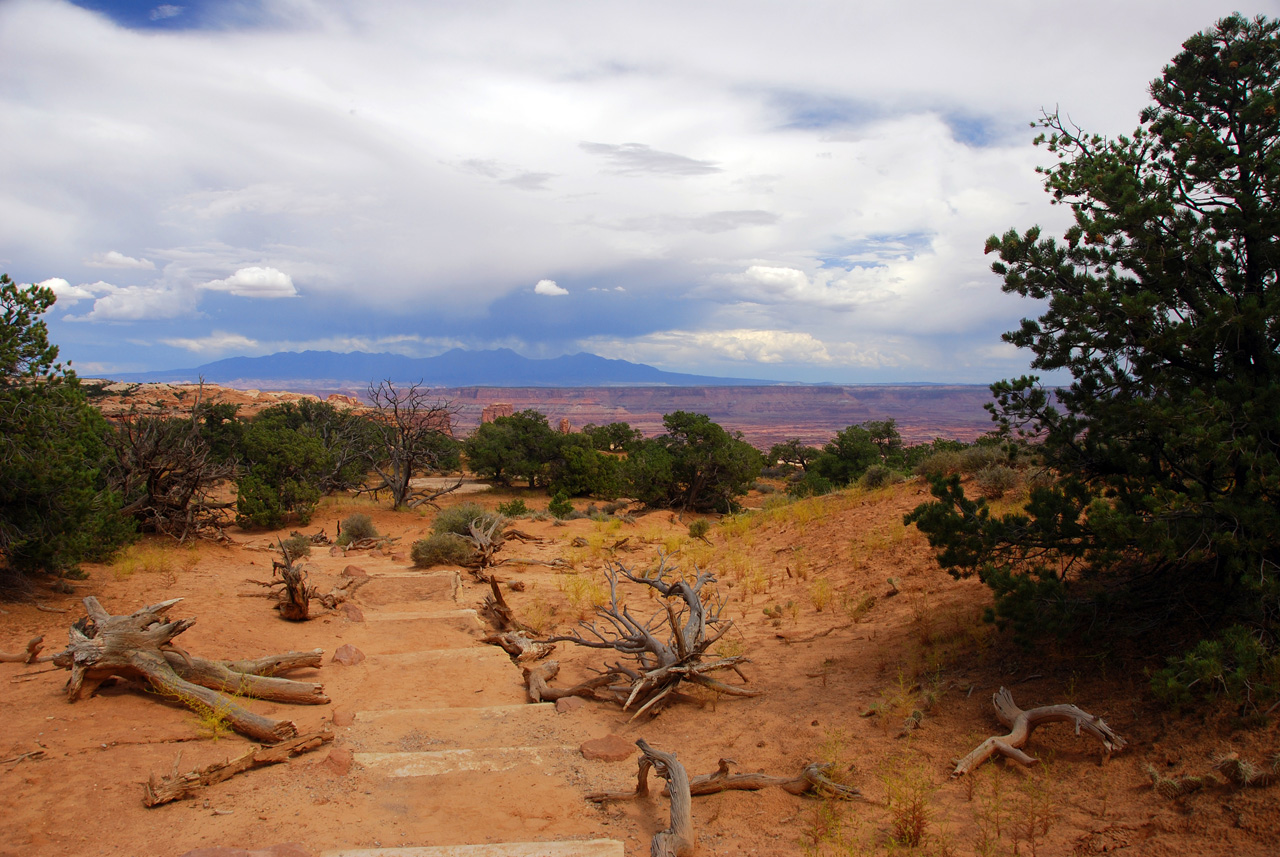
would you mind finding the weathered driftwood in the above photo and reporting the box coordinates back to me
[465,515,508,572]
[521,659,618,703]
[273,542,314,621]
[588,740,693,857]
[52,597,327,743]
[951,687,1126,777]
[484,631,554,663]
[143,729,333,806]
[590,756,860,801]
[0,635,46,664]
[479,574,531,633]
[540,556,759,719]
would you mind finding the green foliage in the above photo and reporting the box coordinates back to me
[859,464,898,490]
[194,402,243,464]
[411,532,473,567]
[464,410,559,487]
[688,518,711,540]
[432,502,498,536]
[234,408,330,529]
[0,276,132,582]
[767,438,820,472]
[340,512,378,542]
[627,411,762,512]
[810,420,903,488]
[549,434,627,499]
[496,498,530,517]
[581,421,643,452]
[548,491,574,519]
[910,15,1280,638]
[787,471,833,498]
[1150,625,1280,711]
[280,533,312,559]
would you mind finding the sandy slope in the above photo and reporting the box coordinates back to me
[2,482,1277,856]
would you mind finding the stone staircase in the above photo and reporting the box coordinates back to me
[312,560,628,857]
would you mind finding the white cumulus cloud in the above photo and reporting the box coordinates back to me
[161,331,260,354]
[200,266,297,298]
[85,250,155,270]
[534,278,569,296]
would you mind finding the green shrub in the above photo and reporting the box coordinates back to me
[280,533,312,559]
[913,449,964,479]
[859,465,898,490]
[341,512,378,542]
[432,502,494,536]
[496,498,529,518]
[410,533,474,568]
[549,492,573,519]
[973,464,1019,499]
[787,471,833,498]
[958,444,1007,473]
[1150,625,1280,712]
[688,519,711,540]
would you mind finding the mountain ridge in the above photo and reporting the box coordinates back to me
[111,348,779,388]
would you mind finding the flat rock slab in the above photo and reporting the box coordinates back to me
[335,610,484,655]
[321,842,622,857]
[354,648,526,709]
[352,703,560,751]
[579,735,634,762]
[354,746,575,777]
[358,571,460,607]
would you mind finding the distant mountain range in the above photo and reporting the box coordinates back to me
[111,348,778,388]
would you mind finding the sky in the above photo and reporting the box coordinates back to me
[1,0,1270,384]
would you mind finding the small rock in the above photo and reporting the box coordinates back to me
[332,644,365,666]
[341,565,368,579]
[391,552,408,563]
[581,734,635,762]
[328,546,345,557]
[320,747,353,777]
[555,696,585,714]
[340,603,365,622]
[330,710,355,727]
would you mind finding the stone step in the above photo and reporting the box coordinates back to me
[354,746,576,777]
[351,703,564,751]
[321,840,624,857]
[356,570,461,607]
[354,647,527,709]
[336,610,486,654]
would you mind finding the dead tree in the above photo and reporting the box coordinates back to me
[143,729,333,806]
[0,635,46,664]
[589,754,860,801]
[951,687,1127,777]
[273,540,314,621]
[362,380,462,508]
[592,740,694,857]
[540,556,759,718]
[106,385,236,540]
[52,597,327,743]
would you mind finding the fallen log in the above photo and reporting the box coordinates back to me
[483,631,554,663]
[0,635,45,664]
[521,659,623,704]
[52,597,327,743]
[590,740,693,857]
[951,687,1126,777]
[143,729,333,806]
[589,756,860,801]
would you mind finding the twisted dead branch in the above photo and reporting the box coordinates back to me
[52,597,327,743]
[539,555,758,719]
[952,687,1126,777]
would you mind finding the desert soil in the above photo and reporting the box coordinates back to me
[2,480,1278,857]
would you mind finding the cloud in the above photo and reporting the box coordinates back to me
[161,330,259,354]
[714,264,900,310]
[585,328,904,369]
[579,142,721,176]
[149,6,184,21]
[85,250,155,270]
[73,283,195,321]
[534,279,569,296]
[200,267,297,298]
[36,277,92,306]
